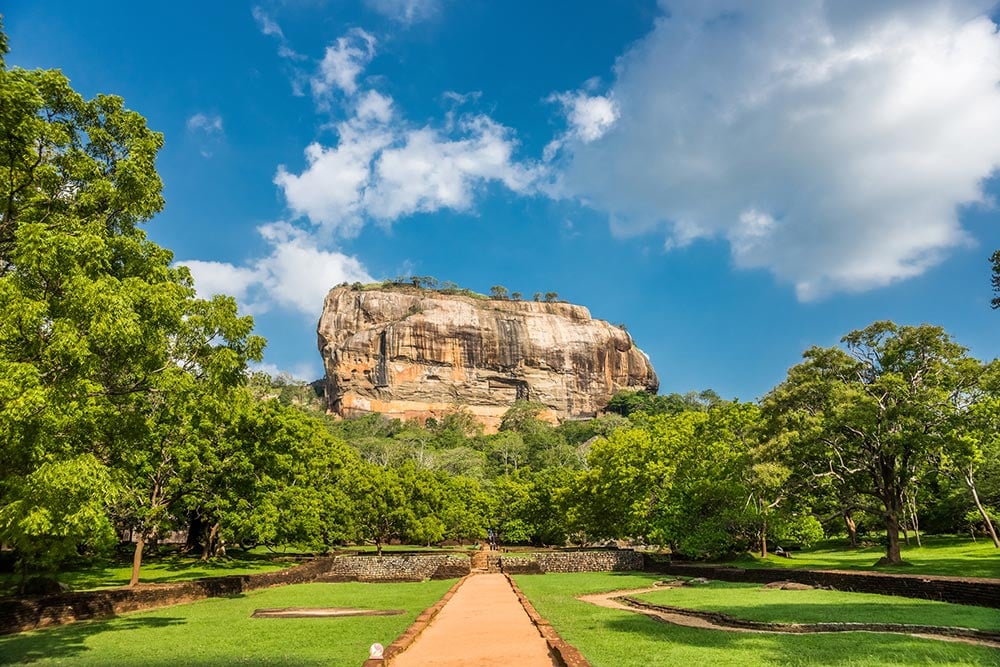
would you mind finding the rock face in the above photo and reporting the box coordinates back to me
[317,285,658,431]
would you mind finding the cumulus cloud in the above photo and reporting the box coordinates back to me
[275,85,541,236]
[178,223,372,316]
[544,88,619,160]
[365,0,440,24]
[312,28,377,102]
[557,0,1000,299]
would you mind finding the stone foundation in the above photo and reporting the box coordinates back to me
[318,554,472,582]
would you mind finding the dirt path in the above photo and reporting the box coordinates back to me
[578,587,1000,649]
[391,573,559,667]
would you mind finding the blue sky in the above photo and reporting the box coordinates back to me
[9,1,1000,400]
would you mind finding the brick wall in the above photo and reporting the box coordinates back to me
[642,559,1000,609]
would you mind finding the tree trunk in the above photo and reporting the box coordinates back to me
[843,511,858,548]
[967,473,1000,549]
[202,522,220,560]
[129,533,146,587]
[760,517,768,558]
[882,509,903,564]
[907,492,921,548]
[185,512,205,553]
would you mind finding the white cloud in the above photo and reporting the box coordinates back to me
[365,116,539,220]
[557,0,1000,299]
[312,28,377,102]
[275,89,540,236]
[248,360,324,382]
[252,6,283,39]
[186,113,223,135]
[180,260,258,302]
[186,113,224,158]
[253,6,306,60]
[178,223,372,317]
[544,89,619,160]
[365,0,440,24]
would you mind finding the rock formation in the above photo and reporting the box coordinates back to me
[317,285,658,431]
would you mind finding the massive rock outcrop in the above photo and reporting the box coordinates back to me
[317,285,658,431]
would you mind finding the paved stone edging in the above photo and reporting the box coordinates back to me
[617,595,1000,647]
[505,574,592,667]
[363,575,470,666]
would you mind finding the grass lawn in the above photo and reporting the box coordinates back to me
[0,579,454,665]
[717,536,1000,579]
[514,572,1000,667]
[0,553,292,595]
[633,581,1000,631]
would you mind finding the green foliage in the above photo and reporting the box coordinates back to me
[0,455,118,575]
[606,389,725,417]
[763,321,984,563]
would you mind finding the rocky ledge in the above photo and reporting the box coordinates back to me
[317,285,658,431]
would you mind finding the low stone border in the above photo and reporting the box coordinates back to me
[0,557,336,636]
[643,559,1000,609]
[505,574,591,667]
[618,595,1000,645]
[363,575,470,666]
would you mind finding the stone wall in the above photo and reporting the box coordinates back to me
[642,559,1000,609]
[319,554,472,582]
[0,557,335,635]
[490,550,644,574]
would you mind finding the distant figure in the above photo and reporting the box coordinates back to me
[487,528,498,551]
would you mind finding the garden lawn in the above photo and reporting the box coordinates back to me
[0,580,454,665]
[720,536,1000,579]
[0,554,291,595]
[514,572,1000,667]
[633,581,1000,631]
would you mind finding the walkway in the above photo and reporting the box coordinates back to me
[391,574,559,667]
[579,587,1000,649]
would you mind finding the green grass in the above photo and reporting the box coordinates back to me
[0,553,292,595]
[513,572,1000,666]
[633,581,1000,631]
[718,536,1000,579]
[0,579,454,665]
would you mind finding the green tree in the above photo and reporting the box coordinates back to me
[0,28,265,584]
[765,321,979,564]
[490,285,508,299]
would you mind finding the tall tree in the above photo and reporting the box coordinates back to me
[0,26,264,583]
[765,321,979,564]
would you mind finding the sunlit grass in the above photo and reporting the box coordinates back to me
[719,536,1000,579]
[0,552,291,595]
[633,580,1000,630]
[513,572,1000,667]
[0,580,453,665]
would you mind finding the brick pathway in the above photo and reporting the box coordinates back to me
[390,574,559,666]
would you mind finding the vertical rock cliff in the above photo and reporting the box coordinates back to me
[317,285,658,430]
